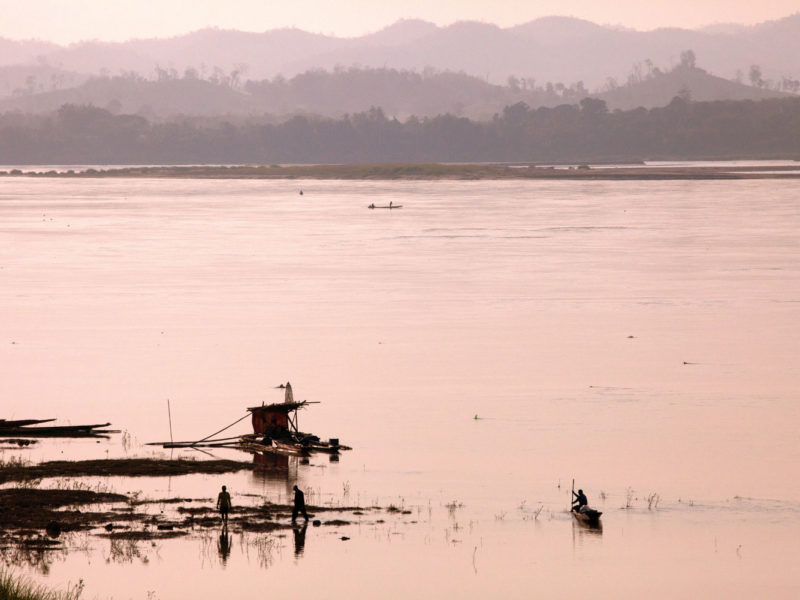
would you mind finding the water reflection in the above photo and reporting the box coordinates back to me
[293,521,308,557]
[217,528,232,566]
[0,539,66,575]
[571,518,603,548]
[251,452,293,482]
[104,537,152,564]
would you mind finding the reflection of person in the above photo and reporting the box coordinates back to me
[293,520,308,556]
[217,485,232,525]
[292,485,309,522]
[572,489,588,511]
[218,529,232,564]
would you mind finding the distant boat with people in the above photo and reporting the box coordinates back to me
[368,202,402,209]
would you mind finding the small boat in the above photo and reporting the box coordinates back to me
[367,204,402,209]
[571,506,602,526]
[570,481,601,526]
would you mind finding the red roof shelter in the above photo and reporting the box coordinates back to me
[247,401,308,435]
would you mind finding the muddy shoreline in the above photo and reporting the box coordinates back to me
[0,486,384,548]
[1,163,799,180]
[0,458,394,550]
[0,458,255,484]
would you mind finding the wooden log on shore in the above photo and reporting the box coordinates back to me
[0,422,117,437]
[0,418,56,427]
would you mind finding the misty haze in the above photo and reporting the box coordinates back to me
[1,6,799,600]
[1,16,799,164]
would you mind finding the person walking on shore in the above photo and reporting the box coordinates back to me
[292,484,309,522]
[217,485,232,526]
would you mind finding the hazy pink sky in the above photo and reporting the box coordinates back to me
[2,0,798,43]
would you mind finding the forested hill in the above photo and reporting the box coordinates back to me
[597,64,792,110]
[0,64,790,120]
[0,68,582,120]
[1,97,799,165]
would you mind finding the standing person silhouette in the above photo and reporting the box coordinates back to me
[217,485,232,526]
[292,485,309,522]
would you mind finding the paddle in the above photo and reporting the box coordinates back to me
[571,478,575,512]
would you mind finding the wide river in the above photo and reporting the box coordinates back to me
[1,176,799,598]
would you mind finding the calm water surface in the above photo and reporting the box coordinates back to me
[1,177,799,598]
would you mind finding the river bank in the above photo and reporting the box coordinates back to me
[2,162,800,180]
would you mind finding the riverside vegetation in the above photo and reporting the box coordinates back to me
[0,96,799,165]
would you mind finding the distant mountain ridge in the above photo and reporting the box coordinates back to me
[1,14,799,88]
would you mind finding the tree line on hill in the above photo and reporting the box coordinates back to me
[1,96,799,165]
[1,57,793,119]
[0,65,618,119]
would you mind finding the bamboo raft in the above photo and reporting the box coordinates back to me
[157,434,351,456]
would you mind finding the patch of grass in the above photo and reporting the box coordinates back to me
[237,521,286,533]
[96,530,187,541]
[0,569,84,600]
[624,487,635,509]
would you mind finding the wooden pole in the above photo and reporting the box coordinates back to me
[571,478,575,512]
[196,413,251,444]
[167,399,174,445]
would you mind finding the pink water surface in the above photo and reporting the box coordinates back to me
[1,176,799,598]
